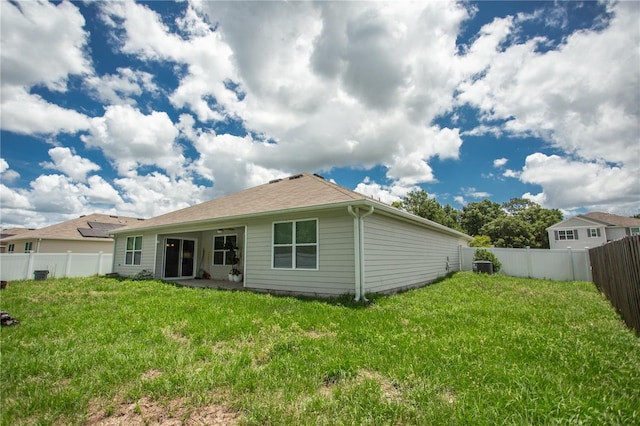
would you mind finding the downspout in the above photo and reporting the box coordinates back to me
[348,205,374,302]
[36,238,42,253]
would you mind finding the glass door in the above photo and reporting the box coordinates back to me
[164,238,196,278]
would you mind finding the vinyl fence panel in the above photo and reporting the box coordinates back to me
[461,246,591,281]
[0,252,113,280]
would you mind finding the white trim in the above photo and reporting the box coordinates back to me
[271,218,319,271]
[124,235,143,265]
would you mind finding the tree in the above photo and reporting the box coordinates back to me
[460,199,506,236]
[470,235,492,247]
[400,190,446,223]
[517,205,563,248]
[481,216,535,248]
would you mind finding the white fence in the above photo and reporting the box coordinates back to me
[460,247,592,282]
[0,252,113,281]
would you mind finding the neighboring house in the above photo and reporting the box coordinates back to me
[0,214,144,254]
[0,228,33,253]
[547,212,640,250]
[110,173,473,299]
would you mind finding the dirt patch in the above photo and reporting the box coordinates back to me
[86,396,240,425]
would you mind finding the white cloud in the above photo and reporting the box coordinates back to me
[27,174,86,214]
[81,104,184,177]
[113,172,208,218]
[519,153,640,214]
[457,2,640,169]
[103,0,471,190]
[493,158,508,168]
[353,176,416,205]
[81,176,124,206]
[41,147,101,182]
[84,67,158,105]
[0,87,91,135]
[0,184,32,210]
[462,187,491,199]
[0,0,91,91]
[0,158,20,183]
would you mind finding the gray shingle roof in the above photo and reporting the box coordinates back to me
[581,212,640,228]
[113,173,369,232]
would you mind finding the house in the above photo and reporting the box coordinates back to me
[0,213,144,254]
[111,173,472,300]
[0,228,33,253]
[546,212,640,250]
[109,173,472,299]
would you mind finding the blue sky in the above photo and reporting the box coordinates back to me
[1,0,638,229]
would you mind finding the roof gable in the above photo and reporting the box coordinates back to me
[114,173,369,232]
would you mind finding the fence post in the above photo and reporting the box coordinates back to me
[566,248,575,280]
[26,251,35,280]
[526,246,532,278]
[97,251,104,275]
[65,251,73,277]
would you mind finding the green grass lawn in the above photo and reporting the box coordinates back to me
[1,272,639,425]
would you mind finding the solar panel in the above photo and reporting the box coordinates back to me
[87,222,123,231]
[77,228,109,238]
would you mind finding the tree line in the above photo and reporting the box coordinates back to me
[392,190,563,249]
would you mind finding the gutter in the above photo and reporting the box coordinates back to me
[348,205,374,302]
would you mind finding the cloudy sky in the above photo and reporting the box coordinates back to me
[1,0,638,229]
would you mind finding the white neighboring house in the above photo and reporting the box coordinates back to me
[546,212,640,250]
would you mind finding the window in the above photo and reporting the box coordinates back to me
[631,227,640,236]
[8,244,14,253]
[587,228,601,238]
[24,242,33,252]
[125,236,142,265]
[273,219,317,269]
[213,235,237,265]
[555,229,578,241]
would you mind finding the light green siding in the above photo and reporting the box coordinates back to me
[244,209,355,296]
[112,233,157,277]
[363,213,465,293]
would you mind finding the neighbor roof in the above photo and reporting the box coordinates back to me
[580,212,640,228]
[111,172,472,240]
[1,214,144,242]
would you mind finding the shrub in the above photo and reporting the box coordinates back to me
[131,269,155,280]
[473,249,502,273]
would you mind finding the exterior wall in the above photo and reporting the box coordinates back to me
[606,227,628,241]
[362,213,466,294]
[39,239,114,253]
[548,226,607,250]
[1,238,114,254]
[243,209,355,296]
[112,232,158,277]
[2,238,38,253]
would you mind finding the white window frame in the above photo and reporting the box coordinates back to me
[272,218,318,270]
[24,241,33,252]
[555,229,577,241]
[212,234,238,266]
[587,228,601,238]
[631,227,640,236]
[125,235,143,265]
[8,244,14,253]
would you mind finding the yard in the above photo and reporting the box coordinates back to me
[1,273,639,425]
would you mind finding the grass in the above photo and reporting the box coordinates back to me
[1,272,639,425]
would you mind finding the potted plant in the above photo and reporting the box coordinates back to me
[224,241,243,282]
